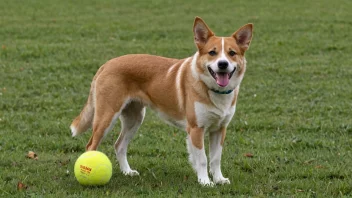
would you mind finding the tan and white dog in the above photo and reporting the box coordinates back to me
[70,17,253,186]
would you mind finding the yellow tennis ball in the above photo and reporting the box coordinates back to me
[74,151,112,186]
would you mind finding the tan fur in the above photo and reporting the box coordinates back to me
[70,65,105,135]
[71,17,253,163]
[220,127,227,146]
[188,127,205,149]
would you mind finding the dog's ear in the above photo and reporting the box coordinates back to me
[232,24,253,52]
[193,17,214,50]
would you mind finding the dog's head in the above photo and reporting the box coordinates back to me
[192,17,253,91]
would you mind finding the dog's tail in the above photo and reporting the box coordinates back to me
[70,64,106,137]
[70,82,95,137]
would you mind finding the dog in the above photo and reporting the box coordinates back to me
[70,17,253,186]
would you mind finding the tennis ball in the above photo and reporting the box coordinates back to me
[74,151,112,186]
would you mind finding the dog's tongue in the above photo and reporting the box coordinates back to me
[216,73,229,87]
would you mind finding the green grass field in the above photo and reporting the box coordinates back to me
[1,0,352,197]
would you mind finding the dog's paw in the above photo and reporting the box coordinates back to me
[198,178,214,187]
[213,177,230,185]
[122,169,140,176]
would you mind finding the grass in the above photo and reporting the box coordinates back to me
[1,0,352,197]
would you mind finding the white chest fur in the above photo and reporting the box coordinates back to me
[194,91,236,132]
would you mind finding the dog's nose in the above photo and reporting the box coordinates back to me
[218,61,228,69]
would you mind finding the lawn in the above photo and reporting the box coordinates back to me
[1,0,352,197]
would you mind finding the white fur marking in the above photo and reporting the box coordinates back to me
[191,52,199,80]
[221,37,225,56]
[167,62,178,76]
[219,37,230,65]
[186,135,213,186]
[194,102,211,129]
[176,58,190,110]
[194,101,236,131]
[209,131,230,184]
[70,125,78,137]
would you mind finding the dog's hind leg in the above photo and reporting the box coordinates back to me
[85,97,128,151]
[85,111,120,151]
[114,101,145,176]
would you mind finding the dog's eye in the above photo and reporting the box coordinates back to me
[208,50,217,56]
[229,51,237,56]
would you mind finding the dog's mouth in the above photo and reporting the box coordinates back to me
[207,67,236,87]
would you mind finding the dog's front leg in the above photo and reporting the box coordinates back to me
[209,127,230,184]
[186,126,213,186]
